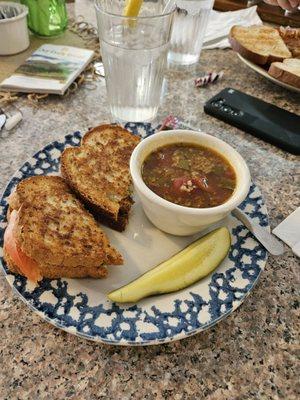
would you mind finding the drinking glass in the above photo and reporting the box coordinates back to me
[168,0,213,65]
[95,0,174,122]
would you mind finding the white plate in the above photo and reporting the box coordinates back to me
[0,124,268,345]
[238,54,300,94]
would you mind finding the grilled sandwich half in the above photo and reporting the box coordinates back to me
[61,124,140,231]
[3,176,123,282]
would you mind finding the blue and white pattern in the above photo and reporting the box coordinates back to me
[0,124,268,345]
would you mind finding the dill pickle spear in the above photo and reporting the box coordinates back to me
[108,227,231,303]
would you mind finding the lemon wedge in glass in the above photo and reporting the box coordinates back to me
[123,0,143,17]
[108,227,231,303]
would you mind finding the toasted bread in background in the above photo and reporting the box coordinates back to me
[229,25,292,65]
[61,125,140,232]
[268,58,300,89]
[278,27,300,59]
[4,176,123,281]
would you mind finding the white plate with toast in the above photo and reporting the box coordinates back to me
[238,54,300,94]
[230,25,300,93]
[0,123,269,345]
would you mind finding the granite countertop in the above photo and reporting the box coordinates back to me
[0,25,299,400]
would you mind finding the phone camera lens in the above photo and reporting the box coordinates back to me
[212,100,224,108]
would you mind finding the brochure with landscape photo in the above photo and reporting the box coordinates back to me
[0,45,94,95]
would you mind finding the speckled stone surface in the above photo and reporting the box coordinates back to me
[0,31,299,400]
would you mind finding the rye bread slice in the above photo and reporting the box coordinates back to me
[5,176,122,280]
[268,58,300,89]
[229,25,292,66]
[61,125,140,232]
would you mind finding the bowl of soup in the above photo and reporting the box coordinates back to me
[130,130,251,236]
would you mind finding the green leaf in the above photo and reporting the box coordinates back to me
[177,159,190,170]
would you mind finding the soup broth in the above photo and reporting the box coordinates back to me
[142,143,236,208]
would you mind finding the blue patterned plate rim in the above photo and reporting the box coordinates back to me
[0,123,268,345]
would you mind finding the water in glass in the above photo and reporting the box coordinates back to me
[169,0,213,65]
[95,0,174,122]
[101,25,169,122]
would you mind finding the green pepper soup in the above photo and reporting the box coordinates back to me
[142,143,236,208]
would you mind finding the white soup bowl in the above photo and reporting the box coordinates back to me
[130,130,251,236]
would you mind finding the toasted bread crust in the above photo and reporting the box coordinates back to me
[61,180,132,232]
[61,124,140,231]
[7,176,123,277]
[78,196,132,232]
[229,25,292,66]
[278,27,300,58]
[61,147,119,220]
[3,248,108,279]
[268,60,300,89]
[83,124,140,148]
[230,36,272,65]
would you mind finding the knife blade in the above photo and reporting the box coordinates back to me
[232,208,284,256]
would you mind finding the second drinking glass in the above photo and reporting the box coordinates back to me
[95,0,174,122]
[169,0,213,65]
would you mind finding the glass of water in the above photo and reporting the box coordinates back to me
[168,0,213,65]
[95,0,174,122]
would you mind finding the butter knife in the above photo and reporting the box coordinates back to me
[232,208,284,256]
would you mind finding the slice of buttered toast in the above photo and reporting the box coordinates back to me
[61,125,140,232]
[268,58,300,89]
[278,27,300,58]
[229,25,292,65]
[5,176,123,281]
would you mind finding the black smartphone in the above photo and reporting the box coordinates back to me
[204,88,300,155]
